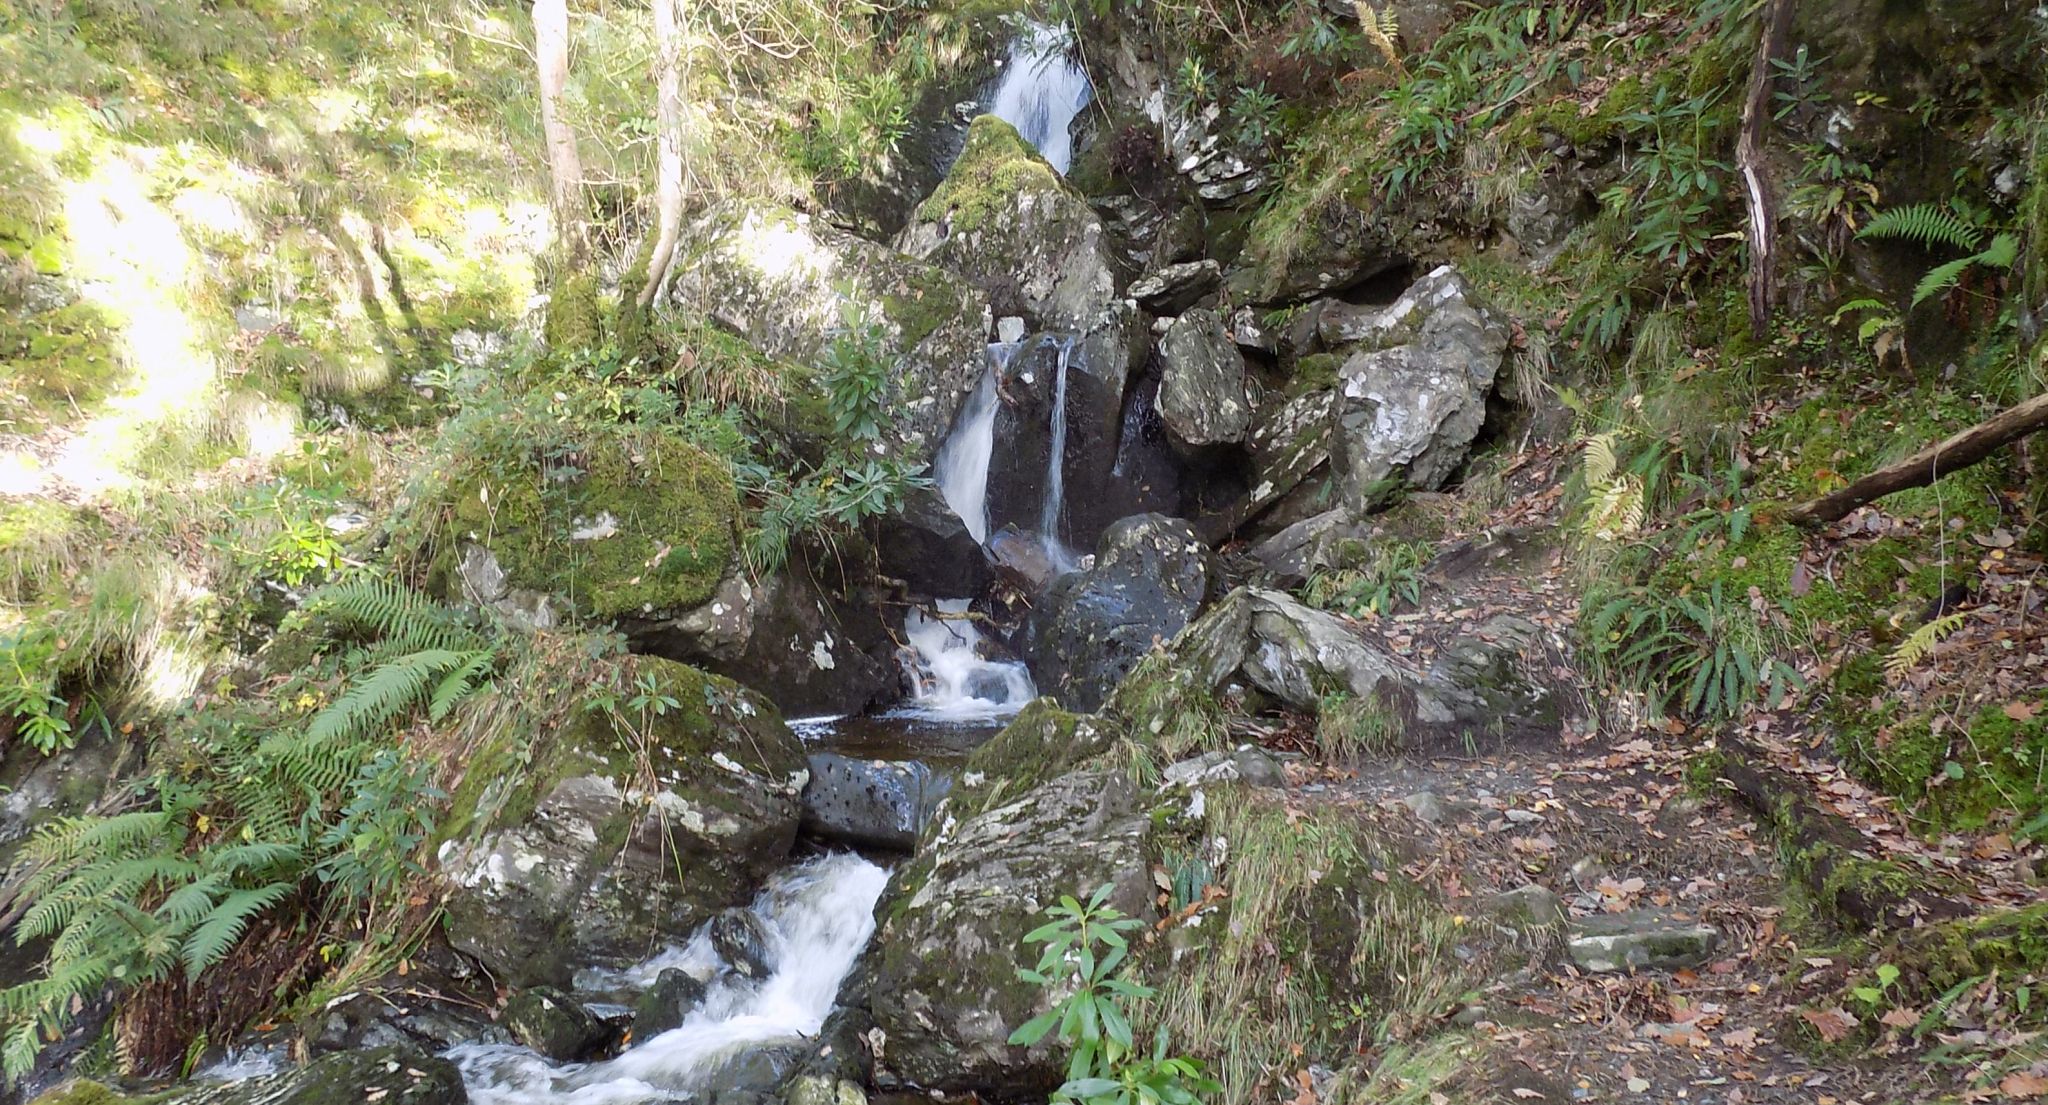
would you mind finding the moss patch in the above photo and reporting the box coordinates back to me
[915,114,1064,236]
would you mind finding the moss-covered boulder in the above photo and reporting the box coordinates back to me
[897,115,1120,335]
[668,200,991,465]
[442,427,738,623]
[1226,197,1404,307]
[868,766,1152,1096]
[438,655,808,987]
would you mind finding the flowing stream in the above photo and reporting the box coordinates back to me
[986,23,1093,175]
[451,854,889,1105]
[1036,338,1079,573]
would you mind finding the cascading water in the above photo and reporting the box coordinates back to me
[986,23,1093,175]
[899,599,1035,718]
[934,344,1017,545]
[450,854,889,1105]
[1036,338,1080,574]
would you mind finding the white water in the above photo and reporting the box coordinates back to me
[934,343,1018,545]
[450,854,889,1105]
[987,23,1093,175]
[899,599,1036,719]
[1036,338,1080,574]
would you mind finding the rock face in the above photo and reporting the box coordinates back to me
[869,768,1151,1095]
[1567,912,1720,973]
[1129,259,1221,313]
[897,116,1120,334]
[1157,309,1253,448]
[1226,199,1404,305]
[1328,266,1509,513]
[438,659,808,987]
[1033,514,1213,712]
[670,200,991,463]
[1246,509,1373,589]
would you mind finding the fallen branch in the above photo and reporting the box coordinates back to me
[1782,391,2048,527]
[1714,737,1964,931]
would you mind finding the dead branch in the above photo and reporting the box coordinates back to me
[1782,391,2048,527]
[1737,0,1796,337]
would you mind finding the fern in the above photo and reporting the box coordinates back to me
[309,576,480,653]
[1859,203,1983,251]
[1351,0,1406,76]
[1885,611,1967,678]
[181,883,294,981]
[306,647,495,743]
[1582,432,1620,486]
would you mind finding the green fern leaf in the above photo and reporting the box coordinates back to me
[427,650,496,721]
[1911,255,1977,306]
[1886,611,1967,678]
[307,648,472,744]
[1859,203,1982,250]
[181,882,293,981]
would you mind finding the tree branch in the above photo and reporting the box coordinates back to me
[1782,391,2048,527]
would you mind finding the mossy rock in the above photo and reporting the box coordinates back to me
[443,428,738,621]
[914,116,1065,238]
[944,697,1117,820]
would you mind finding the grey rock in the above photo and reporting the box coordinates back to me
[1328,266,1509,513]
[1128,260,1221,314]
[1227,306,1278,356]
[996,316,1028,344]
[1567,911,1720,973]
[710,908,774,980]
[1160,747,1287,789]
[1488,884,1565,927]
[870,768,1151,1095]
[802,752,952,852]
[455,544,559,632]
[1225,200,1403,305]
[1157,309,1252,447]
[1401,791,1449,824]
[170,1044,466,1105]
[1246,509,1372,589]
[1032,515,1213,712]
[1236,389,1336,525]
[503,987,615,1062]
[785,1074,869,1105]
[671,200,990,465]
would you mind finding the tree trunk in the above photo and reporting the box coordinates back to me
[637,0,688,309]
[1782,391,2048,527]
[534,0,587,269]
[1736,0,1796,338]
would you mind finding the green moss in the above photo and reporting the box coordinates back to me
[950,698,1114,819]
[0,299,123,427]
[544,269,603,354]
[1289,352,1345,396]
[877,263,969,351]
[915,115,1062,236]
[1105,652,1229,761]
[27,1082,128,1105]
[444,423,738,619]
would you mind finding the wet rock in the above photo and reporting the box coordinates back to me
[1328,266,1509,513]
[987,524,1059,592]
[1487,884,1565,927]
[631,968,708,1040]
[872,485,993,600]
[898,116,1120,334]
[802,752,953,852]
[710,908,775,980]
[870,768,1151,1096]
[785,1074,869,1105]
[671,200,991,465]
[1567,912,1720,973]
[77,1044,469,1105]
[1246,509,1372,589]
[1157,309,1253,447]
[438,660,808,988]
[503,987,616,1062]
[1032,515,1213,712]
[698,1043,808,1099]
[1129,260,1221,314]
[985,323,1147,550]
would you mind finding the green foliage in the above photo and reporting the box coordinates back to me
[1859,204,2021,307]
[1010,885,1218,1105]
[0,626,76,755]
[1582,579,1804,720]
[308,575,483,654]
[1304,540,1428,618]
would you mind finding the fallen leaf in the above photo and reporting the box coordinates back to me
[1999,1071,2048,1099]
[1721,1027,1758,1049]
[1510,1090,1545,1100]
[1878,1007,1918,1029]
[2005,701,2038,722]
[1799,1006,1858,1043]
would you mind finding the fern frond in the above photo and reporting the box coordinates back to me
[1351,0,1406,76]
[1911,255,1978,306]
[1582,432,1620,487]
[1885,611,1967,678]
[308,576,480,652]
[208,840,305,876]
[181,883,293,981]
[1586,476,1646,539]
[428,650,496,721]
[305,648,480,744]
[1859,203,1983,250]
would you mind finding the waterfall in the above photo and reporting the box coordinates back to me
[986,23,1093,175]
[449,854,889,1105]
[934,344,1017,545]
[1037,338,1079,573]
[898,599,1035,719]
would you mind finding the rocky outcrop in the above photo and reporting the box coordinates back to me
[984,322,1152,549]
[897,116,1120,334]
[1226,200,1404,305]
[670,200,992,463]
[869,767,1151,1095]
[1032,514,1213,711]
[1245,509,1373,589]
[801,752,952,852]
[1157,309,1253,448]
[1129,259,1220,314]
[438,659,808,987]
[1328,266,1509,513]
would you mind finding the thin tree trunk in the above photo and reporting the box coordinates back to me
[1737,0,1796,337]
[1782,391,2048,527]
[534,0,587,268]
[638,0,687,308]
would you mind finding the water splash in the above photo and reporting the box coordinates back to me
[986,24,1094,175]
[449,854,889,1105]
[898,599,1036,719]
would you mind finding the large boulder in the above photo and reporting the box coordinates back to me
[440,429,738,625]
[1328,266,1509,513]
[1226,199,1404,306]
[897,116,1120,334]
[38,1045,468,1105]
[437,657,808,987]
[984,321,1151,550]
[869,767,1151,1095]
[1157,309,1253,448]
[670,200,992,464]
[801,752,952,852]
[1032,514,1213,712]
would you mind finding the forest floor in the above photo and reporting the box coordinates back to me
[1231,444,2048,1104]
